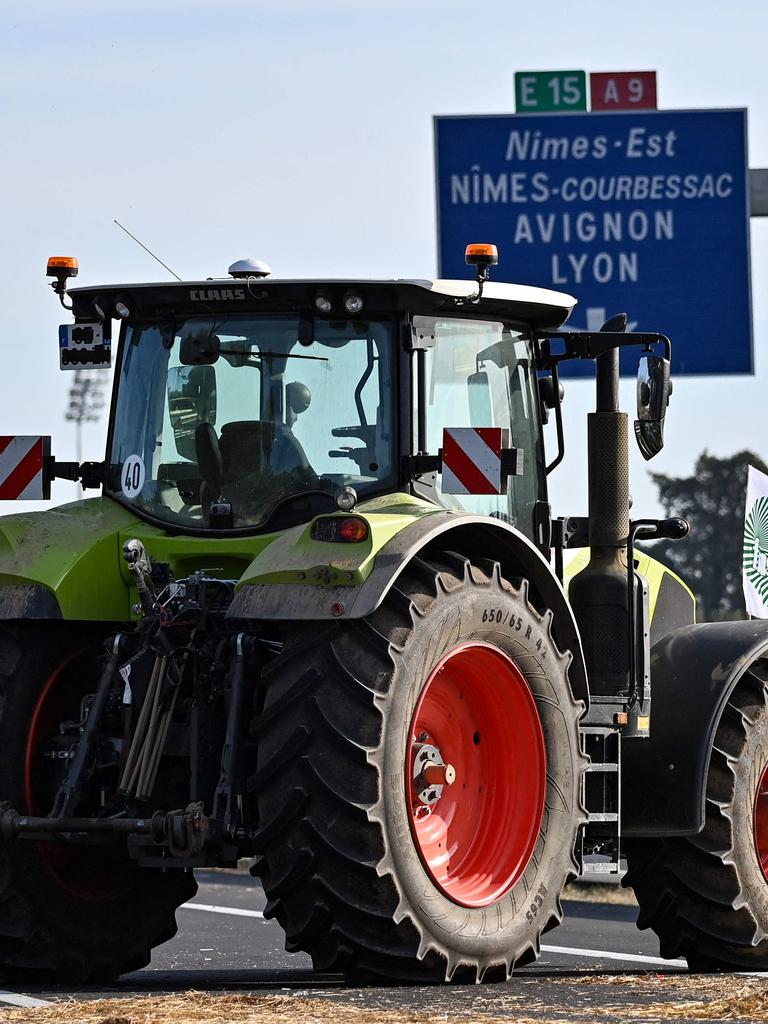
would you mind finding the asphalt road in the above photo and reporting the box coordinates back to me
[3,869,693,1014]
[156,870,684,976]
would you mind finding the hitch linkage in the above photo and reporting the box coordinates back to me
[51,634,125,819]
[0,800,209,858]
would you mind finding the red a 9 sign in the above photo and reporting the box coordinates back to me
[590,71,657,111]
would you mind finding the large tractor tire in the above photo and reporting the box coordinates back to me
[0,623,196,982]
[252,552,587,982]
[624,661,768,970]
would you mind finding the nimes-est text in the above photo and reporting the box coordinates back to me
[449,126,734,285]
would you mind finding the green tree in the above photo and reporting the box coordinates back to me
[648,450,768,622]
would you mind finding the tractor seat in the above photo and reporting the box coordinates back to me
[219,420,313,479]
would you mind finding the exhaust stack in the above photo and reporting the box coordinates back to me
[569,320,633,700]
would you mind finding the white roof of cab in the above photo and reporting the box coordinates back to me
[423,279,576,312]
[72,276,576,311]
[69,276,577,331]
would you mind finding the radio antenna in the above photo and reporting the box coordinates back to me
[113,219,182,281]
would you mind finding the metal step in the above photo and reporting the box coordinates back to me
[579,725,622,878]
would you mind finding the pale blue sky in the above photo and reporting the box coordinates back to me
[1,0,766,518]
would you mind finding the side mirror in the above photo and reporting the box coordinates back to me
[634,354,671,460]
[467,370,493,425]
[167,365,217,461]
[538,374,565,424]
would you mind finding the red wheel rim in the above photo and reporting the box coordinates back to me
[406,642,546,908]
[24,654,79,812]
[24,652,128,902]
[754,761,768,881]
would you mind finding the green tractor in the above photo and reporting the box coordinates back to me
[0,245,765,982]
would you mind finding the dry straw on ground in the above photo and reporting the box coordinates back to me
[0,993,560,1024]
[565,973,768,1020]
[3,977,768,1024]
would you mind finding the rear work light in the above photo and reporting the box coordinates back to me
[311,516,370,543]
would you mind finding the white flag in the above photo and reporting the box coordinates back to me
[743,465,768,618]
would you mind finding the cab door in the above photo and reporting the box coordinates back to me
[410,316,547,543]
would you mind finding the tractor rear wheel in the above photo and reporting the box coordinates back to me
[252,552,586,982]
[0,623,196,982]
[624,660,768,970]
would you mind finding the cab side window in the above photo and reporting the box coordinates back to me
[421,319,543,538]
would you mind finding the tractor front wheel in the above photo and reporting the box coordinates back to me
[253,552,586,982]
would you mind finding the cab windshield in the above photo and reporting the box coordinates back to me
[108,316,395,530]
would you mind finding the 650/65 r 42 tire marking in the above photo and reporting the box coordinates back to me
[252,551,587,983]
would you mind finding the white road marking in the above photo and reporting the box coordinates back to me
[182,901,264,919]
[542,944,686,968]
[182,902,685,969]
[0,990,52,1007]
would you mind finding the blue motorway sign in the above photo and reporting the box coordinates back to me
[435,110,752,375]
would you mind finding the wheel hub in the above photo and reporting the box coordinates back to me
[411,741,456,810]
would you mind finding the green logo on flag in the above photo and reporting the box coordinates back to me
[744,496,768,604]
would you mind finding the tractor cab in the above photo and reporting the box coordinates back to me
[59,260,576,543]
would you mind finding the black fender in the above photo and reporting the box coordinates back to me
[622,619,768,837]
[228,511,589,705]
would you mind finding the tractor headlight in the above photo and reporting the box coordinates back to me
[343,292,364,315]
[335,486,358,511]
[315,291,333,314]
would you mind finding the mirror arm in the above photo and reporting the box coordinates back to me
[537,330,671,368]
[545,363,566,475]
[46,457,105,491]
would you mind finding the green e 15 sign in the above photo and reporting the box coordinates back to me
[514,70,587,112]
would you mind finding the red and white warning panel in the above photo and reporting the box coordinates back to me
[0,437,51,500]
[441,427,506,495]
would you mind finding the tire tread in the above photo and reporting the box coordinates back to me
[253,554,585,982]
